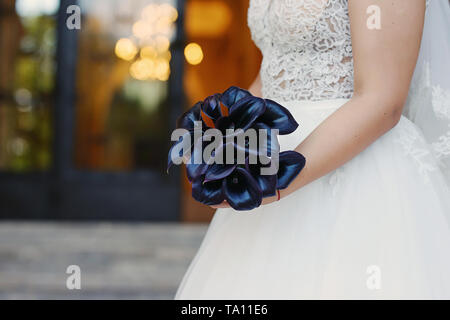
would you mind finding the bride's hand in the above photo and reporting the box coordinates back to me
[210,201,231,209]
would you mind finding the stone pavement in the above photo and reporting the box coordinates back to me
[0,222,207,299]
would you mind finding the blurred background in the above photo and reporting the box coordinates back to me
[0,0,260,298]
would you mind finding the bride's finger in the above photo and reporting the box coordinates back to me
[211,201,230,209]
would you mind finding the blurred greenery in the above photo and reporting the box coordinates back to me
[1,13,56,172]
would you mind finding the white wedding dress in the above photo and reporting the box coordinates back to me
[176,0,450,299]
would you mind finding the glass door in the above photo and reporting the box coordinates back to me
[56,0,183,220]
[0,0,183,220]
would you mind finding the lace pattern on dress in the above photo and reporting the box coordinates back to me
[431,84,450,161]
[394,119,438,184]
[406,61,450,163]
[432,85,450,120]
[248,0,354,102]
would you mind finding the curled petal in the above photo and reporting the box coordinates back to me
[276,151,306,189]
[258,99,299,135]
[192,176,224,205]
[186,138,208,182]
[167,130,193,173]
[177,102,203,130]
[251,122,281,157]
[209,141,237,168]
[167,145,179,173]
[215,116,235,133]
[202,94,222,122]
[204,163,237,183]
[186,162,208,182]
[247,165,277,198]
[202,137,237,181]
[254,174,277,197]
[221,86,252,109]
[223,167,262,211]
[229,96,266,131]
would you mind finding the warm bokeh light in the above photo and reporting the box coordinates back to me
[140,46,158,60]
[132,20,152,39]
[154,59,170,81]
[160,50,172,62]
[117,3,178,81]
[184,42,204,65]
[141,3,160,22]
[130,58,154,80]
[139,3,177,40]
[155,36,170,53]
[129,57,171,82]
[115,38,138,61]
[159,3,178,22]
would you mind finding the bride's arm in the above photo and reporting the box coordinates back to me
[274,0,426,202]
[212,0,425,209]
[248,73,262,97]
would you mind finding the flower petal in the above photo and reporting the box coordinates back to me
[186,138,208,182]
[177,102,203,130]
[246,157,277,197]
[251,122,280,157]
[255,174,277,197]
[167,130,193,173]
[202,94,222,122]
[220,86,252,109]
[192,176,224,205]
[258,99,299,134]
[276,151,306,189]
[223,167,262,211]
[228,96,266,130]
[215,116,235,133]
[204,164,237,183]
[250,170,277,198]
[186,162,208,182]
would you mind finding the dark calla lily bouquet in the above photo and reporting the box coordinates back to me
[168,86,306,211]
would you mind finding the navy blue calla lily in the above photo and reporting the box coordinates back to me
[177,101,204,130]
[204,163,237,183]
[185,138,209,182]
[247,161,278,197]
[168,101,205,172]
[214,116,235,132]
[256,99,299,135]
[254,173,277,198]
[250,122,280,157]
[223,167,263,211]
[228,96,266,131]
[276,151,307,189]
[192,176,224,205]
[186,162,208,183]
[201,94,223,123]
[167,130,193,172]
[220,86,252,108]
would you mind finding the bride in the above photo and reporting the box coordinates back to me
[176,0,450,299]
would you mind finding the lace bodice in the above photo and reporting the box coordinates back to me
[248,0,354,102]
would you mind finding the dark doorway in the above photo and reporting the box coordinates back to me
[0,0,183,221]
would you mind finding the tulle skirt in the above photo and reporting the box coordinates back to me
[175,99,450,299]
